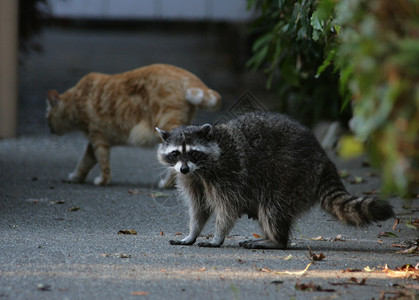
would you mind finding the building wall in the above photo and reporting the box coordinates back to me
[48,0,254,21]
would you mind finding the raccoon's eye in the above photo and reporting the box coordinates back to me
[188,150,207,161]
[167,150,180,161]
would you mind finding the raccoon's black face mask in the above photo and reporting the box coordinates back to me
[156,124,219,175]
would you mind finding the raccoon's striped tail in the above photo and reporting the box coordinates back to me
[317,164,395,226]
[185,87,221,111]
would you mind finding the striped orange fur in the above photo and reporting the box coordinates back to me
[46,64,221,186]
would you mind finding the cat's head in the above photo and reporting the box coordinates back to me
[156,124,220,175]
[46,90,73,135]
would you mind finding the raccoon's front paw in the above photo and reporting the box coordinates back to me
[169,240,195,246]
[67,172,85,183]
[197,242,221,248]
[93,175,111,186]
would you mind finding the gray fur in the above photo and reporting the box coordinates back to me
[157,112,394,249]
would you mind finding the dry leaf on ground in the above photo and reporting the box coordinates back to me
[294,281,335,292]
[262,263,313,276]
[308,247,325,261]
[342,268,362,273]
[114,253,131,258]
[392,219,400,230]
[131,291,149,296]
[118,229,137,235]
[383,264,419,280]
[377,231,398,238]
[253,233,261,238]
[310,236,325,241]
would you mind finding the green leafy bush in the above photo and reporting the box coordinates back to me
[246,0,351,124]
[333,0,419,196]
[247,0,419,196]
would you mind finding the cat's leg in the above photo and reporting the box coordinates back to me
[158,169,176,189]
[89,130,111,186]
[68,142,97,183]
[197,209,236,248]
[239,205,290,250]
[170,188,210,246]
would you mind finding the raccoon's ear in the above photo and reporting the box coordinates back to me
[47,90,61,109]
[155,127,170,142]
[199,124,213,139]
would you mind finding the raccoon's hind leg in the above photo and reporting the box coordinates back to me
[239,205,291,250]
[68,142,97,183]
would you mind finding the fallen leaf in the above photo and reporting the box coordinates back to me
[406,219,419,230]
[377,232,398,238]
[349,277,367,285]
[310,236,325,241]
[26,198,48,204]
[68,206,80,212]
[338,170,350,178]
[260,267,272,273]
[49,200,65,205]
[175,232,182,236]
[131,291,149,296]
[350,176,364,184]
[253,233,261,238]
[363,190,378,195]
[284,254,293,261]
[308,247,325,261]
[342,268,362,273]
[331,234,345,241]
[114,253,131,258]
[363,266,375,272]
[383,264,419,279]
[391,244,408,248]
[269,263,313,276]
[198,267,206,272]
[128,189,146,195]
[118,229,137,235]
[295,281,335,292]
[377,239,384,244]
[392,219,400,230]
[101,253,110,257]
[37,284,52,291]
[270,280,284,285]
[329,277,367,286]
[235,259,246,264]
[160,231,164,236]
[150,192,169,198]
[395,246,418,254]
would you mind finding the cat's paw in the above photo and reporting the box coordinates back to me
[93,175,110,186]
[68,172,85,183]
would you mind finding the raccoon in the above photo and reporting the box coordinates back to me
[156,112,395,249]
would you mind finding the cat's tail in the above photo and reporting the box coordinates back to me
[185,87,221,111]
[317,164,395,226]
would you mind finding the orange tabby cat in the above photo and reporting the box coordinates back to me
[46,64,221,187]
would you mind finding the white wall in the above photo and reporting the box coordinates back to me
[48,0,254,21]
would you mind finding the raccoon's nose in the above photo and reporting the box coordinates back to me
[180,165,190,174]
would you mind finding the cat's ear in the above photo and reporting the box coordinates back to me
[47,90,60,108]
[199,124,213,139]
[155,127,170,142]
